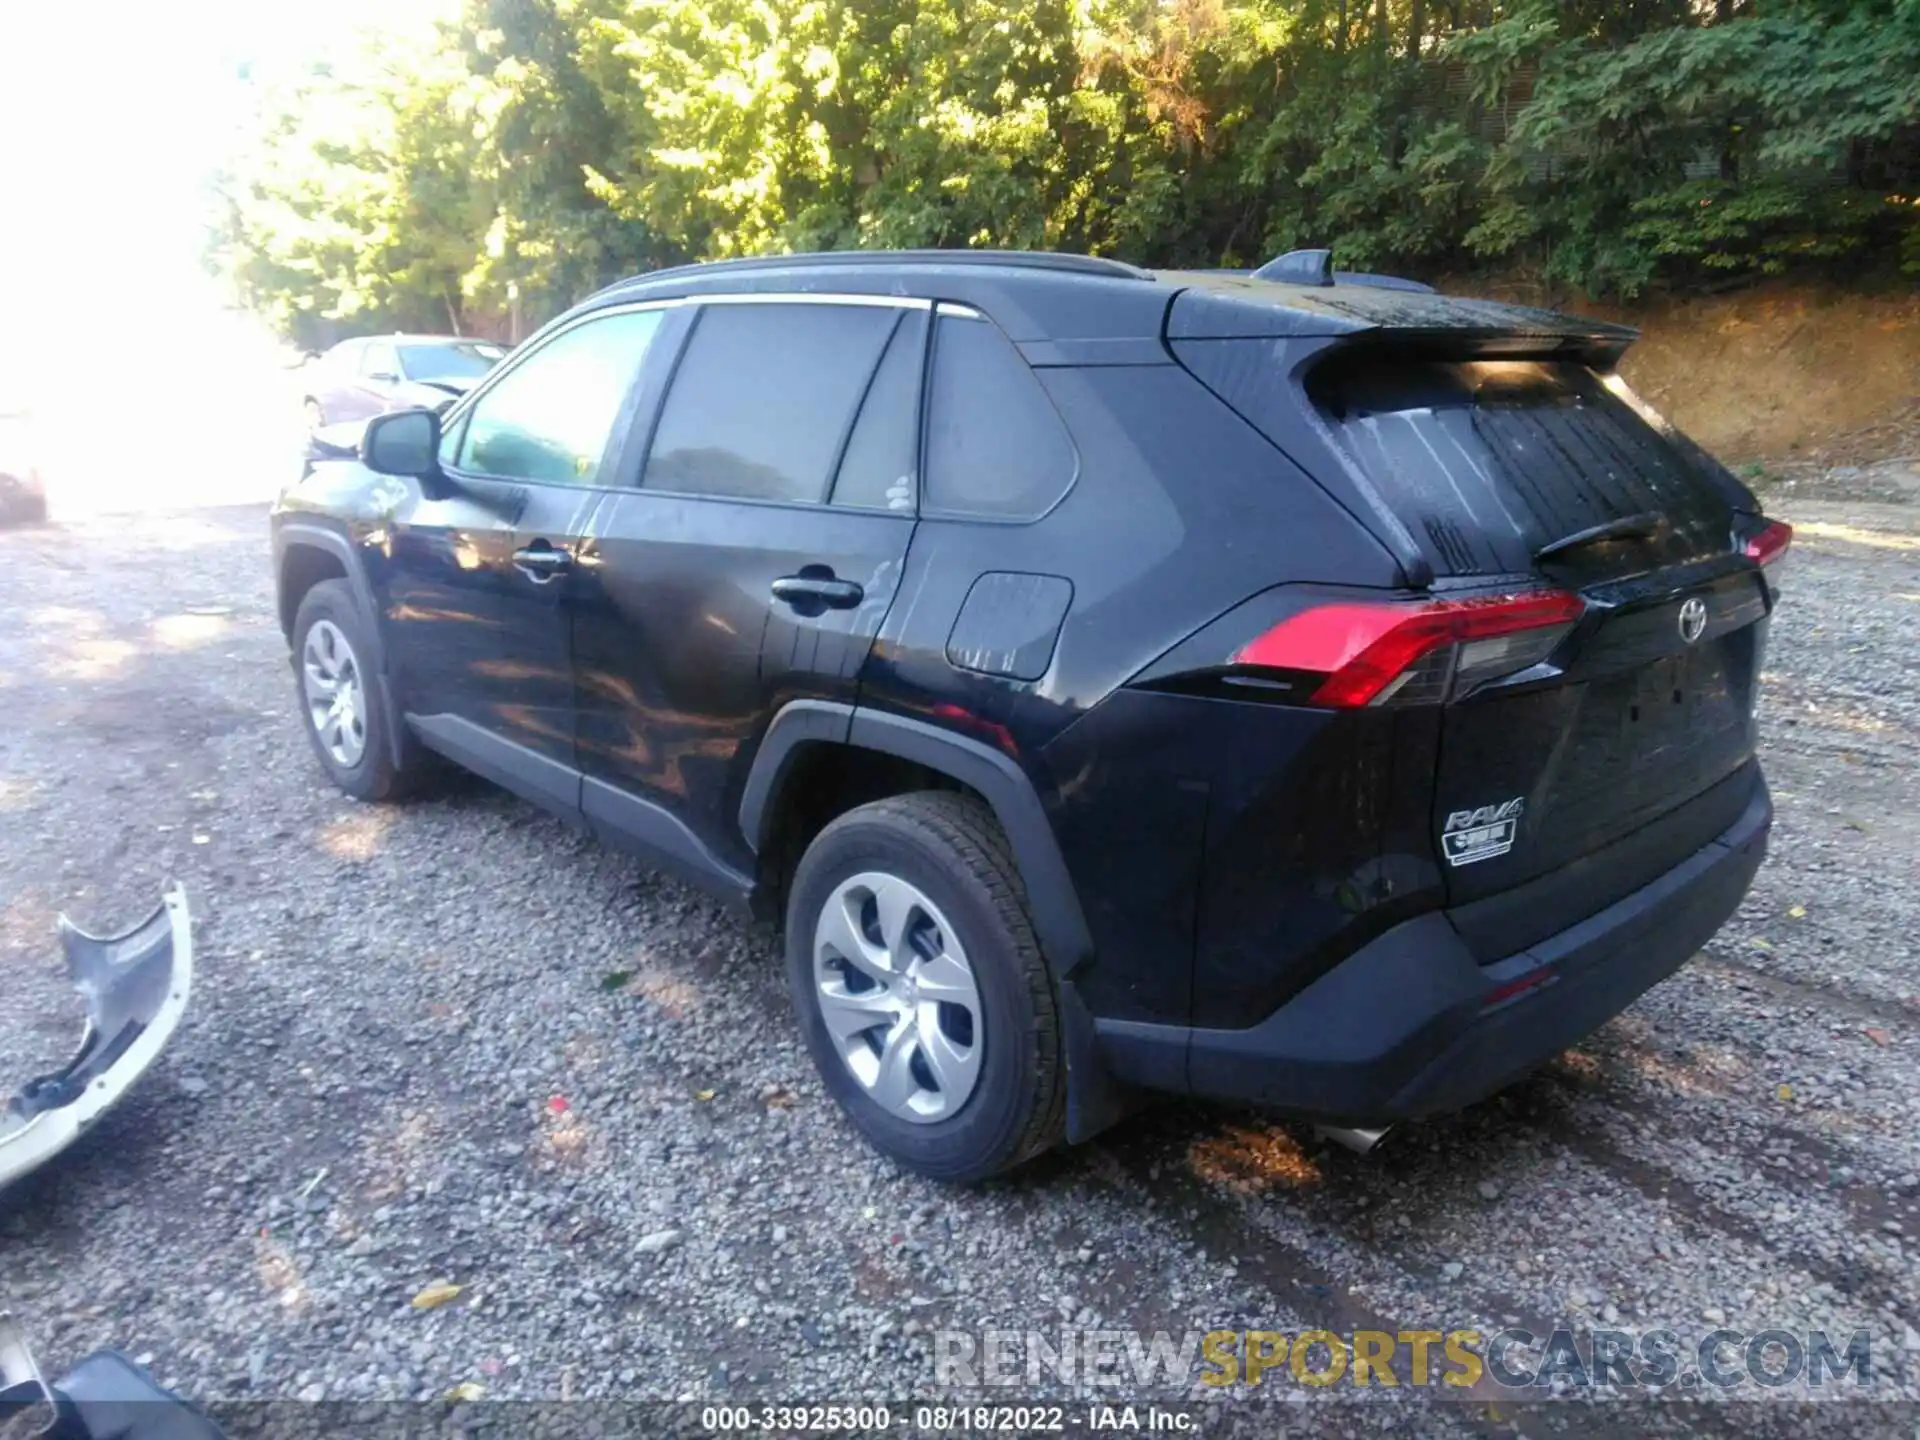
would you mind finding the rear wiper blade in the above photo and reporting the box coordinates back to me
[1534,511,1667,563]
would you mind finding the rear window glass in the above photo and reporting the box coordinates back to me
[831,310,925,512]
[924,311,1077,520]
[1307,359,1731,576]
[644,303,897,504]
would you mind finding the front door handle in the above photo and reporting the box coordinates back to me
[771,572,864,612]
[512,543,572,583]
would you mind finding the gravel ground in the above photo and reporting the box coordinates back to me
[1,460,1917,1438]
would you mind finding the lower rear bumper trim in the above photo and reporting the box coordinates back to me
[1093,776,1770,1125]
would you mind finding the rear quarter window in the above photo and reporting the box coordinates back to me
[923,310,1077,520]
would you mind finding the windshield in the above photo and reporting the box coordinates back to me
[399,342,505,382]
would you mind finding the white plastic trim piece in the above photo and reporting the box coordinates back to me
[0,885,193,1191]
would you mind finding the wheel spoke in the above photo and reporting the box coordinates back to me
[868,1016,921,1113]
[912,950,975,1005]
[871,877,919,962]
[302,664,338,699]
[817,891,891,985]
[917,1011,979,1098]
[817,984,896,1043]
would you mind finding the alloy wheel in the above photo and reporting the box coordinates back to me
[813,871,984,1124]
[301,618,367,768]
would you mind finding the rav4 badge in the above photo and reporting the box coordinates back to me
[1442,797,1525,867]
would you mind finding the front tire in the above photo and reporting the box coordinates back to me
[291,579,413,802]
[786,792,1065,1183]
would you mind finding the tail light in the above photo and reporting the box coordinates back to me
[1232,590,1584,708]
[1740,518,1792,567]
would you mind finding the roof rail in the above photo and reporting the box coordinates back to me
[611,249,1154,291]
[1250,249,1436,294]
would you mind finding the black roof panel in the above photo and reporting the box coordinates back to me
[589,252,1172,343]
[578,251,1637,356]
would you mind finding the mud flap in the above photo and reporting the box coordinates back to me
[0,887,192,1191]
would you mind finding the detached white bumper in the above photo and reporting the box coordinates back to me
[0,886,193,1190]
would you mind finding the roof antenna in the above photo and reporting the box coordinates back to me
[1253,249,1334,287]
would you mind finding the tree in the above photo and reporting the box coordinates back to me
[213,0,1920,341]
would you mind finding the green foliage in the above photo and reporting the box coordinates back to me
[214,0,1920,341]
[1626,180,1886,278]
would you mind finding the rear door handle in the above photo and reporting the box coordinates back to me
[512,543,572,582]
[771,573,864,611]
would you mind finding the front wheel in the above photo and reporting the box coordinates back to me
[785,792,1065,1183]
[291,579,416,802]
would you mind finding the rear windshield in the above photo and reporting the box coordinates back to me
[1307,358,1732,576]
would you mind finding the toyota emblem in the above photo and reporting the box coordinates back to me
[1678,597,1708,645]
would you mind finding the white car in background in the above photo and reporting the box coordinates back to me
[299,334,507,429]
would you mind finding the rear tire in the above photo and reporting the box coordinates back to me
[785,791,1066,1183]
[291,579,419,802]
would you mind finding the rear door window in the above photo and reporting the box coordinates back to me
[642,303,899,505]
[830,310,926,512]
[923,310,1077,520]
[1306,358,1733,576]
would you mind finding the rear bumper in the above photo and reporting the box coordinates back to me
[1095,775,1770,1124]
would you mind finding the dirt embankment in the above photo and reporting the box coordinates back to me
[1591,284,1920,465]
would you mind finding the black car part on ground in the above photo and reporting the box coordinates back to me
[0,1312,225,1440]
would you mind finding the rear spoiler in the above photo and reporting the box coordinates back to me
[1165,261,1639,371]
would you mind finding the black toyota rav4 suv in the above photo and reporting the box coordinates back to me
[272,249,1787,1182]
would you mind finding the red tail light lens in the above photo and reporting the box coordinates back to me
[1742,518,1792,567]
[1233,590,1584,708]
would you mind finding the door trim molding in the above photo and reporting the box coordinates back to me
[407,713,754,905]
[583,779,752,903]
[408,713,581,821]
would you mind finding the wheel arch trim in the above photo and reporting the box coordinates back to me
[741,701,1094,979]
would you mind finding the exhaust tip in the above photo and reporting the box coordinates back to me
[1314,1124,1393,1155]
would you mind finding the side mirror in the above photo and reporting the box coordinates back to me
[362,408,441,479]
